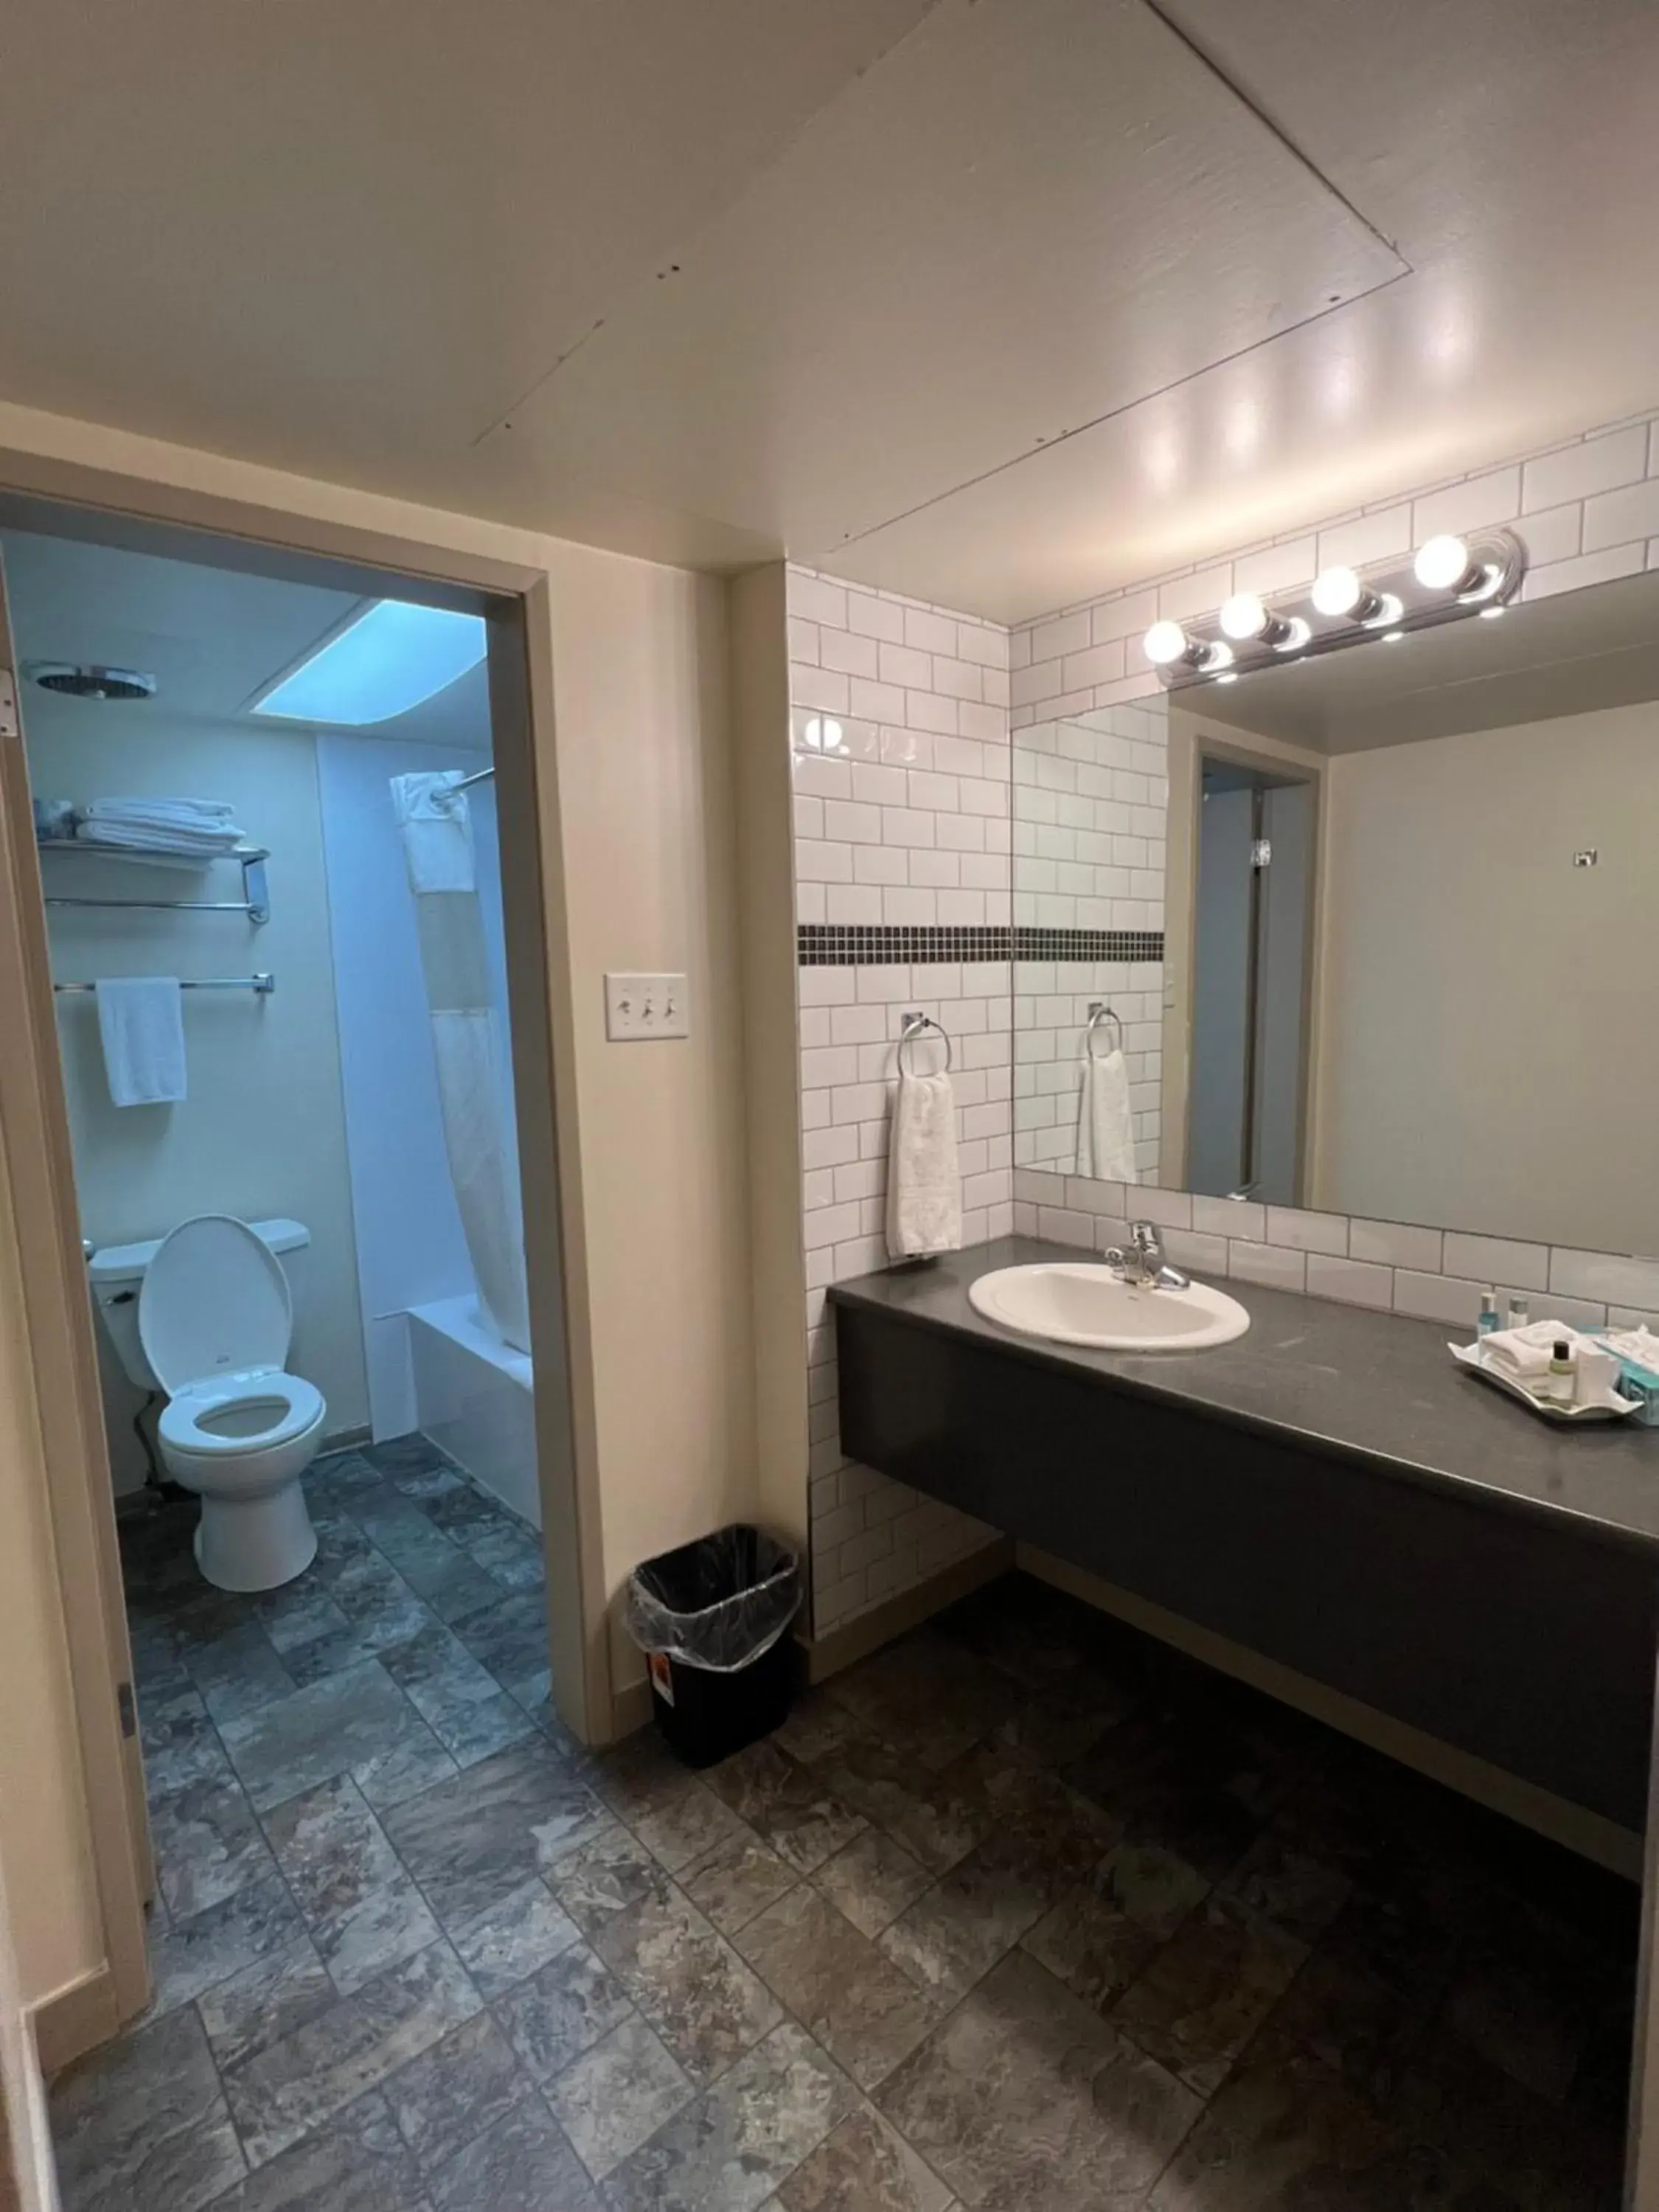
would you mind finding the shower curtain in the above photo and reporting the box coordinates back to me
[390,770,531,1354]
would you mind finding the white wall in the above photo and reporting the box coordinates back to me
[1314,701,1659,1254]
[24,707,368,1488]
[317,731,517,1439]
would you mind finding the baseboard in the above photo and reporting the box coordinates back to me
[29,1964,118,2076]
[1019,1545,1644,1880]
[322,1422,372,1455]
[608,1674,655,1743]
[804,1540,1014,1685]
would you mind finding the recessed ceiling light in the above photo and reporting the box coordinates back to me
[254,601,487,725]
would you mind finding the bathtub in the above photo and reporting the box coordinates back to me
[407,1294,540,1528]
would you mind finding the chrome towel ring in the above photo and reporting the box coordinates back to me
[898,1010,953,1073]
[1085,1001,1124,1057]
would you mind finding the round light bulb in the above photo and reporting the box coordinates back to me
[1219,591,1270,641]
[1311,566,1364,617]
[1413,534,1472,591]
[1144,619,1189,667]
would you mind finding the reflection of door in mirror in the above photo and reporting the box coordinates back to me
[1189,762,1313,1206]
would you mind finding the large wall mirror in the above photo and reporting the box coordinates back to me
[1012,568,1659,1256]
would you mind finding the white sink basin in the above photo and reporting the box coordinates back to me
[968,1263,1251,1352]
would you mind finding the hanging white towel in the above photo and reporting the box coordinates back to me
[96,977,186,1107]
[390,771,473,894]
[886,1068,961,1260]
[1076,1046,1138,1183]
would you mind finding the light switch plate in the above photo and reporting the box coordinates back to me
[605,972,689,1040]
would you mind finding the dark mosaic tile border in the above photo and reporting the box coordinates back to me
[796,925,1166,968]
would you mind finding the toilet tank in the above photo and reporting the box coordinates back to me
[89,1218,311,1391]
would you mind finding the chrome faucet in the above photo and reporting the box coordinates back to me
[1102,1220,1190,1291]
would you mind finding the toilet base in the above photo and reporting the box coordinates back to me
[193,1481,317,1592]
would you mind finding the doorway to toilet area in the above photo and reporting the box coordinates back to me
[0,492,587,2091]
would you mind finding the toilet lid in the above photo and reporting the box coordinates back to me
[139,1214,293,1394]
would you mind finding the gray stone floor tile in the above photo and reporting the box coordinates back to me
[704,1740,868,1875]
[588,1876,785,2087]
[223,1938,482,2166]
[218,1660,456,1814]
[149,1774,277,1921]
[1021,1839,1210,2012]
[448,1876,583,2001]
[195,1933,338,2072]
[773,2107,955,2212]
[197,2091,422,2212]
[446,1587,555,1705]
[823,1633,1023,1773]
[812,1831,931,1941]
[1220,1829,1354,1948]
[380,2010,526,2170]
[546,1823,670,1938]
[261,1773,403,1925]
[605,2021,857,2212]
[681,1829,800,1936]
[314,1871,444,1997]
[594,1739,755,1871]
[426,2093,601,2211]
[149,1872,307,2017]
[253,1576,352,1658]
[380,1741,610,1926]
[544,2015,692,2182]
[737,1885,947,2091]
[878,1950,1201,2212]
[139,1686,237,1797]
[184,1622,299,1728]
[1111,1893,1306,2098]
[492,1942,634,2082]
[49,2003,247,2212]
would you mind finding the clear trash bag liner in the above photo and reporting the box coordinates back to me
[625,1525,801,1674]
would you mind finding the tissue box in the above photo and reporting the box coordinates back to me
[1592,1335,1659,1426]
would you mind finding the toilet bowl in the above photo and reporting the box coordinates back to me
[137,1214,326,1590]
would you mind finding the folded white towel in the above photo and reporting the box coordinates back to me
[96,978,186,1107]
[1075,1046,1138,1183]
[886,1067,961,1259]
[76,823,243,856]
[81,797,237,826]
[390,771,475,894]
[1480,1318,1580,1381]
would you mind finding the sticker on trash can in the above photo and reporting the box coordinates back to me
[649,1652,675,1706]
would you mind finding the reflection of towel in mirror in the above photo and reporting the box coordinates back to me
[1076,1047,1137,1183]
[1480,1318,1579,1380]
[886,1068,961,1259]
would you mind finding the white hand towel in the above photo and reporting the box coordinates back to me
[96,978,186,1107]
[1075,1046,1138,1183]
[1479,1318,1579,1381]
[82,798,237,827]
[390,771,474,893]
[886,1068,961,1259]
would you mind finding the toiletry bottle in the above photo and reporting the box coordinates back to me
[1506,1294,1531,1331]
[1542,1339,1576,1406]
[1478,1290,1500,1338]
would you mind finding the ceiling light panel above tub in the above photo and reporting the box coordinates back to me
[253,602,487,726]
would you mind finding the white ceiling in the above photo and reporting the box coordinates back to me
[1,0,1656,621]
[0,529,494,751]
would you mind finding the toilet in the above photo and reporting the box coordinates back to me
[91,1214,326,1591]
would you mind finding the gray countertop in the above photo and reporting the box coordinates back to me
[828,1236,1659,1562]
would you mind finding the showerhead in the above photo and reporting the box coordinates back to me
[29,663,158,702]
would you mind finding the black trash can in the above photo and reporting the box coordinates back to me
[625,1525,801,1768]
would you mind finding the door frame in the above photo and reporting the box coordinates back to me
[0,445,610,2055]
[1160,706,1327,1201]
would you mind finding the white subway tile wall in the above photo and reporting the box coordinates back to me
[790,567,1013,1635]
[1011,1169,1659,1337]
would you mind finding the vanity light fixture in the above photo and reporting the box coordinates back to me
[1220,592,1282,644]
[1311,566,1382,621]
[1413,533,1502,601]
[1143,619,1234,674]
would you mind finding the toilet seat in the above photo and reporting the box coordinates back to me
[159,1370,324,1458]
